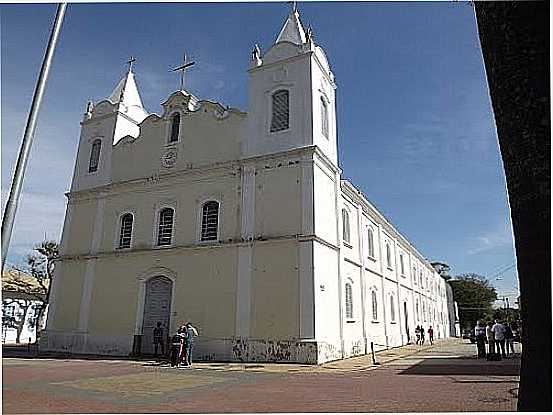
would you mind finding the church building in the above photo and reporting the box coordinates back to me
[42,6,452,364]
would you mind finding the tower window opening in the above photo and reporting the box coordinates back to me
[169,113,180,143]
[88,139,101,173]
[270,89,289,132]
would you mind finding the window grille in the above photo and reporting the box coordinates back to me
[169,113,180,142]
[390,295,396,322]
[368,228,375,258]
[372,291,378,321]
[157,208,174,246]
[345,283,353,319]
[270,90,289,132]
[118,213,133,248]
[88,139,101,172]
[342,209,350,243]
[201,201,219,241]
[321,97,328,138]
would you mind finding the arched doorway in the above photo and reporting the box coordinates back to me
[141,276,172,354]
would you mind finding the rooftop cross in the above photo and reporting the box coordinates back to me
[288,1,297,13]
[126,56,136,72]
[171,52,196,91]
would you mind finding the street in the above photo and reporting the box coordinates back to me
[2,338,520,413]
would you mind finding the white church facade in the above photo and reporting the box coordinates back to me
[42,7,452,364]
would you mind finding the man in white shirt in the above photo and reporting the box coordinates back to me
[492,320,506,358]
[474,321,487,358]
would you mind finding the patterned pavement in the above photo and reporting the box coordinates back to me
[2,338,520,413]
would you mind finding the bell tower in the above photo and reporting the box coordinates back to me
[70,61,149,192]
[244,5,338,166]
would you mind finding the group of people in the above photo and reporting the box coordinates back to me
[414,325,434,345]
[474,319,516,359]
[152,321,199,368]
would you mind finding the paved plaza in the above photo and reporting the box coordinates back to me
[2,338,520,413]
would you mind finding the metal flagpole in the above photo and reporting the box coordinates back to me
[1,3,67,272]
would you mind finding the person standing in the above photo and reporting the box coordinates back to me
[415,325,421,345]
[486,321,495,355]
[504,322,515,357]
[428,326,434,345]
[492,320,506,358]
[420,325,425,345]
[184,322,198,367]
[474,320,487,358]
[170,331,183,367]
[153,321,165,357]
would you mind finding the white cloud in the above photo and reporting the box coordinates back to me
[467,221,514,255]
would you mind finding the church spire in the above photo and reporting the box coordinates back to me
[107,57,148,122]
[275,3,307,45]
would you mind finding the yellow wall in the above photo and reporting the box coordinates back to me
[50,261,85,331]
[251,241,299,338]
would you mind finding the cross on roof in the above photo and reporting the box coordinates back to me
[126,56,136,72]
[288,1,297,13]
[171,52,196,91]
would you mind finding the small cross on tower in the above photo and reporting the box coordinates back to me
[171,52,196,91]
[126,56,136,72]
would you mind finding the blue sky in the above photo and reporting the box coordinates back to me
[1,2,519,304]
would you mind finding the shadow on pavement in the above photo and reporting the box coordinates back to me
[399,356,521,377]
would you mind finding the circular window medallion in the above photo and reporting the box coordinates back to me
[162,148,178,168]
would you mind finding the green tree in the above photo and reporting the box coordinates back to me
[449,273,497,329]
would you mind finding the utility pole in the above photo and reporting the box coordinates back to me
[1,3,67,272]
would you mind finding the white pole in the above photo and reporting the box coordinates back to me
[1,4,67,271]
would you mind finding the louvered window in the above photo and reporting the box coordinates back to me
[118,213,133,248]
[201,201,219,241]
[345,283,353,320]
[342,209,350,243]
[157,208,174,246]
[372,291,378,321]
[88,139,101,173]
[169,113,180,142]
[321,97,328,138]
[270,90,289,132]
[367,227,375,258]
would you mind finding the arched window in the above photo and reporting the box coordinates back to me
[390,295,396,322]
[400,254,405,275]
[386,243,392,268]
[413,266,417,284]
[118,213,133,248]
[367,227,375,258]
[371,291,378,321]
[201,201,219,241]
[270,89,289,132]
[169,113,180,143]
[88,139,101,173]
[419,271,423,287]
[320,97,328,138]
[342,209,350,243]
[345,283,353,320]
[157,208,174,246]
